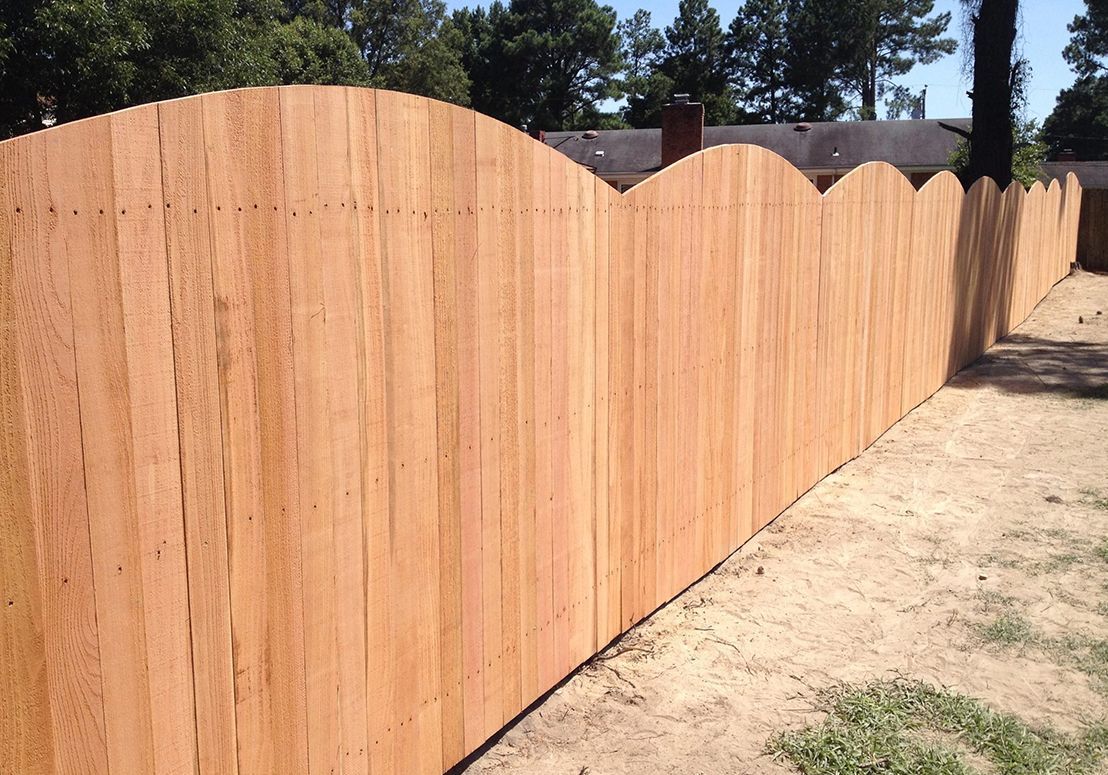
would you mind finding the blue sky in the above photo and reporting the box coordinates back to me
[445,0,1084,123]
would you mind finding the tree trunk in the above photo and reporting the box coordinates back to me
[966,0,1018,187]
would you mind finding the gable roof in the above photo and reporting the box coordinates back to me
[545,118,972,176]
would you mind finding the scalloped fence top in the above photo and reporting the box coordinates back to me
[0,86,1081,775]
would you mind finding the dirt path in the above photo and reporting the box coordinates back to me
[461,271,1108,775]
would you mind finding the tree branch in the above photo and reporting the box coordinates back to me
[939,121,972,140]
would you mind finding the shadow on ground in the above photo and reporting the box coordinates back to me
[951,333,1108,400]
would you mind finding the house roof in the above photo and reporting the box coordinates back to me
[545,118,972,177]
[1040,161,1108,189]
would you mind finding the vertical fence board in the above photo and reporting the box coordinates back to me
[345,87,394,775]
[314,86,371,775]
[0,137,57,775]
[593,179,613,650]
[428,98,465,769]
[51,114,157,774]
[4,128,108,775]
[530,145,558,701]
[110,104,198,775]
[473,112,504,737]
[280,86,341,775]
[374,91,443,775]
[202,87,309,774]
[158,94,240,775]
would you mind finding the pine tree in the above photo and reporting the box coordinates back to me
[661,0,737,125]
[1044,0,1108,159]
[618,9,672,126]
[837,0,956,120]
[725,0,796,123]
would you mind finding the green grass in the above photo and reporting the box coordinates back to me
[768,679,1108,775]
[978,611,1034,647]
[978,611,1108,695]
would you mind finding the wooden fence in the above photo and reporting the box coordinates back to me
[1077,187,1108,272]
[0,86,1080,775]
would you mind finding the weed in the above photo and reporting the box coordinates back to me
[975,589,1016,612]
[1080,489,1108,511]
[979,611,1034,647]
[767,679,1108,774]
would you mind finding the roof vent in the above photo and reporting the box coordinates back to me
[582,129,599,139]
[673,93,691,104]
[794,122,812,132]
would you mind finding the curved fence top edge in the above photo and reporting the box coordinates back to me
[821,159,917,199]
[915,169,965,197]
[629,142,822,197]
[0,84,1087,209]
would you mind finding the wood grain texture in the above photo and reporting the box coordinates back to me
[202,87,309,774]
[2,127,108,775]
[158,93,240,775]
[53,112,158,774]
[375,90,443,775]
[0,85,1082,775]
[0,134,56,775]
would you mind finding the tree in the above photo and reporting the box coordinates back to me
[268,15,372,86]
[942,0,1020,187]
[782,0,852,121]
[725,0,796,123]
[505,0,623,129]
[950,119,1047,188]
[660,0,737,125]
[837,0,956,120]
[0,0,372,138]
[618,9,672,126]
[350,0,471,104]
[1063,0,1108,78]
[455,0,622,130]
[1044,1,1108,160]
[453,3,513,118]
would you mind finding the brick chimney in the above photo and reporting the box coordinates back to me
[661,94,704,167]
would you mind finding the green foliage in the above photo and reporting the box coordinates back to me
[1046,2,1108,160]
[617,9,670,126]
[949,119,1048,188]
[781,0,852,121]
[350,0,470,104]
[837,0,956,120]
[455,0,622,130]
[769,679,1108,775]
[267,15,371,86]
[0,0,466,138]
[660,0,737,125]
[725,0,797,123]
[1064,0,1108,79]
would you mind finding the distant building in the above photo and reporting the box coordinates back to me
[1040,160,1108,189]
[544,97,971,193]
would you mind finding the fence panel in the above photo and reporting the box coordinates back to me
[0,85,1082,775]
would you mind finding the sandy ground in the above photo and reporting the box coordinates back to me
[461,271,1108,774]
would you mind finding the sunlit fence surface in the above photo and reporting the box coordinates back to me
[0,85,1080,774]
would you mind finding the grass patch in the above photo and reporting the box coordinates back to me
[979,611,1034,646]
[1080,489,1108,512]
[1096,539,1108,564]
[768,679,1108,775]
[978,611,1108,695]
